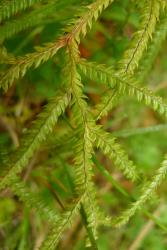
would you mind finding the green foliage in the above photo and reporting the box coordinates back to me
[135,15,167,83]
[79,59,167,119]
[94,126,139,181]
[112,155,167,227]
[118,0,161,75]
[10,176,59,224]
[0,91,70,190]
[0,0,167,249]
[0,0,42,22]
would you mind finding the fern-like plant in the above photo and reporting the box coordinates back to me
[0,0,167,249]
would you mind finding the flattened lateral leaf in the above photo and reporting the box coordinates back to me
[10,176,59,224]
[79,60,167,120]
[94,127,139,182]
[0,0,43,22]
[0,91,71,190]
[0,38,66,91]
[112,154,167,227]
[40,195,85,250]
[118,0,161,75]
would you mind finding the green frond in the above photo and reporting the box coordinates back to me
[80,204,99,249]
[9,176,59,225]
[40,196,83,250]
[94,87,118,120]
[78,58,116,87]
[0,38,66,91]
[67,41,100,243]
[112,154,167,227]
[37,41,98,249]
[0,91,70,190]
[40,128,97,248]
[94,127,139,182]
[79,60,167,119]
[0,0,42,22]
[49,128,100,241]
[118,0,161,75]
[0,0,115,91]
[117,76,167,118]
[98,77,167,120]
[79,59,118,120]
[82,183,105,244]
[66,0,115,43]
[0,2,56,41]
[135,15,167,83]
[0,2,78,41]
[72,128,95,194]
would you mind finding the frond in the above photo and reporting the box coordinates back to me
[118,0,161,75]
[82,183,106,244]
[0,91,71,190]
[117,76,167,118]
[94,87,118,120]
[9,176,59,225]
[66,0,115,43]
[0,2,57,41]
[72,128,94,195]
[94,127,139,182]
[40,196,83,250]
[0,38,66,91]
[41,147,101,248]
[78,58,116,87]
[79,59,118,120]
[0,0,115,92]
[112,154,167,227]
[0,0,42,22]
[135,15,167,83]
[0,2,78,41]
[79,60,167,119]
[37,41,96,249]
[67,41,101,243]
